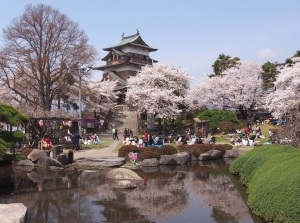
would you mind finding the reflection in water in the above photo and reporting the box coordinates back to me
[0,160,266,223]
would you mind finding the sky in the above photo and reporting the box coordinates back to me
[1,0,300,85]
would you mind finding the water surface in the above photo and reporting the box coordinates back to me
[0,160,266,223]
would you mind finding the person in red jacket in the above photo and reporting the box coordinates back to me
[143,131,149,147]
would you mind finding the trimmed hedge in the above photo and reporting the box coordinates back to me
[118,144,178,161]
[229,145,300,223]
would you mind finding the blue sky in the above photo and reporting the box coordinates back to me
[1,0,300,84]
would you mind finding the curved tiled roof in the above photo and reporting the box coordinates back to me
[103,32,157,52]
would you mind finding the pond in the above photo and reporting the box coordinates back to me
[0,160,266,223]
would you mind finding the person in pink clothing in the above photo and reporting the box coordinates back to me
[128,149,138,166]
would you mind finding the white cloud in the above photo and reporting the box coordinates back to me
[258,48,281,58]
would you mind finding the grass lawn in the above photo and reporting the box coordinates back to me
[213,123,282,146]
[81,137,114,150]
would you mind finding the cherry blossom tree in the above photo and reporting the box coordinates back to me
[264,57,300,118]
[264,56,300,147]
[188,61,263,119]
[126,63,190,127]
[85,79,119,116]
[0,4,97,115]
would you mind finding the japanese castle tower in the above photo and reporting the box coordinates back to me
[94,30,158,94]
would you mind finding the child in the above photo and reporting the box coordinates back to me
[128,149,138,166]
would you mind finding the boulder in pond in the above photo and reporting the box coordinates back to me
[114,180,137,189]
[105,168,142,180]
[141,158,160,167]
[27,149,46,162]
[0,203,27,223]
[37,157,63,168]
[15,159,36,167]
[159,152,190,165]
[72,157,126,169]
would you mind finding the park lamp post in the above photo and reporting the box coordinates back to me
[76,64,93,136]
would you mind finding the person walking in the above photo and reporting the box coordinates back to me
[114,127,119,140]
[112,127,116,140]
[73,132,82,152]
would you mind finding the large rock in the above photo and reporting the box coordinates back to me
[57,154,69,166]
[114,180,137,189]
[37,157,63,168]
[141,158,160,167]
[15,159,36,167]
[105,168,142,180]
[0,203,27,223]
[207,149,224,159]
[72,157,125,169]
[159,152,190,165]
[224,149,240,158]
[199,150,225,161]
[199,153,211,161]
[27,149,46,162]
[63,149,74,164]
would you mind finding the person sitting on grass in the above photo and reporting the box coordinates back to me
[154,136,164,147]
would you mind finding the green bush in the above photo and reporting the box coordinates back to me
[198,109,239,131]
[229,145,300,223]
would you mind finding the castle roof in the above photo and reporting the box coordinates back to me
[103,30,157,52]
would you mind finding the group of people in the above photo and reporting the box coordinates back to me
[230,122,266,146]
[176,128,204,146]
[41,131,82,152]
[142,131,164,147]
[82,133,101,145]
[123,128,134,140]
[122,130,164,148]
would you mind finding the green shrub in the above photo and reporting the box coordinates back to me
[197,109,239,131]
[229,145,300,223]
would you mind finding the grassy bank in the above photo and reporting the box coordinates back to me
[229,145,300,223]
